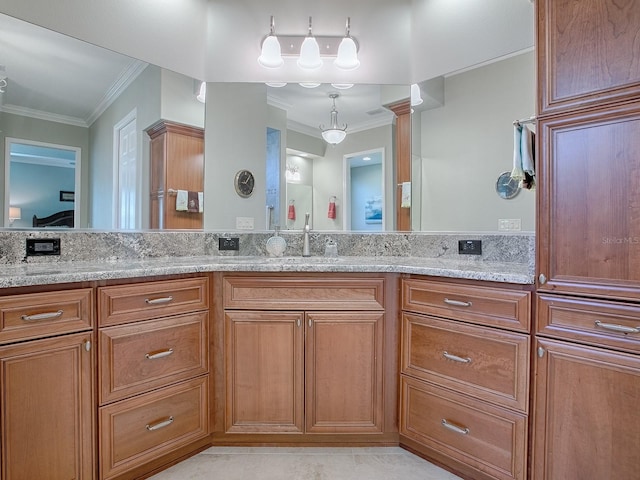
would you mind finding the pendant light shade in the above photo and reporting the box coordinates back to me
[297,17,323,70]
[320,93,347,145]
[196,81,206,103]
[334,36,360,70]
[411,83,423,106]
[258,16,284,68]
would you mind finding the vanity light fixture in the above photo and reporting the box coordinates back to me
[196,81,206,103]
[299,82,321,88]
[320,93,347,145]
[410,83,423,107]
[258,16,359,72]
[266,82,287,87]
[331,83,354,90]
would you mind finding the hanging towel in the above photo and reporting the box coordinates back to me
[521,125,535,176]
[287,201,296,220]
[187,191,199,212]
[176,190,188,211]
[401,182,411,208]
[198,192,204,213]
[327,197,337,219]
[510,125,525,181]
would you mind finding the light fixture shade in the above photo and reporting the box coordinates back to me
[331,83,354,90]
[321,129,347,145]
[334,37,360,70]
[266,82,287,87]
[411,83,423,106]
[196,81,206,103]
[297,36,323,70]
[258,35,284,68]
[9,206,21,220]
[298,82,321,88]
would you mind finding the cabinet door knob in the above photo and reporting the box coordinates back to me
[537,347,545,358]
[144,296,174,305]
[538,273,547,285]
[84,340,91,352]
[441,419,469,435]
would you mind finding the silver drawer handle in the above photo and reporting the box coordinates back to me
[443,298,472,308]
[441,419,469,435]
[145,296,174,305]
[443,351,472,364]
[594,320,640,334]
[145,348,174,360]
[146,416,174,431]
[21,310,64,322]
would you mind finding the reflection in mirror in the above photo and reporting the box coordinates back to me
[411,50,536,232]
[0,13,205,230]
[344,149,385,231]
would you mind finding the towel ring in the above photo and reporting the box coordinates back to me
[329,195,336,201]
[289,199,295,205]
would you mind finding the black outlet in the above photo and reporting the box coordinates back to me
[26,238,61,256]
[458,239,482,255]
[219,237,240,251]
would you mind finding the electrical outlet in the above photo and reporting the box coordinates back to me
[236,217,254,230]
[219,237,239,251]
[498,219,522,231]
[458,240,482,255]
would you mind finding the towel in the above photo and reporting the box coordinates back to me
[521,125,535,176]
[401,182,411,208]
[176,190,188,211]
[187,191,199,212]
[198,192,203,213]
[287,202,296,220]
[510,125,525,181]
[327,197,337,219]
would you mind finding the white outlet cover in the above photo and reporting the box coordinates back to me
[236,217,254,230]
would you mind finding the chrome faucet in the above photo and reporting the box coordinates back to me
[302,212,311,257]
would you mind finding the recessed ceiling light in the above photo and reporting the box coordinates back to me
[363,156,371,161]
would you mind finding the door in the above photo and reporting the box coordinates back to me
[224,311,304,433]
[532,338,640,480]
[305,311,384,433]
[114,111,139,229]
[344,149,385,232]
[0,332,94,480]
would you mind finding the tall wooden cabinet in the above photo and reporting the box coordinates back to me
[145,120,204,230]
[533,1,640,478]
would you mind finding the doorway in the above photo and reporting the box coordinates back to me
[343,148,385,231]
[4,138,80,228]
[113,110,139,229]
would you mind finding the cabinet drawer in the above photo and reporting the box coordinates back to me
[537,294,640,354]
[99,311,208,404]
[98,277,208,326]
[0,288,93,343]
[402,279,530,332]
[99,376,209,480]
[223,276,384,310]
[402,313,529,412]
[401,376,527,480]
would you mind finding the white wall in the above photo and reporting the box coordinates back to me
[418,51,535,232]
[160,70,206,128]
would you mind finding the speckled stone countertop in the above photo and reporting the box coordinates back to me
[0,255,534,289]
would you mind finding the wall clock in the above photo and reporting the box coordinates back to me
[234,169,255,198]
[495,171,520,199]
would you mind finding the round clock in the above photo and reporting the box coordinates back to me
[496,171,520,199]
[234,169,255,198]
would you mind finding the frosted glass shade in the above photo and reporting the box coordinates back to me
[297,36,323,70]
[321,129,347,145]
[258,35,284,68]
[9,207,21,220]
[411,83,423,106]
[334,37,360,70]
[196,82,206,103]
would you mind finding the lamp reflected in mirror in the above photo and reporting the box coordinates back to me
[8,207,21,226]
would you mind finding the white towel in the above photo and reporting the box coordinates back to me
[510,125,525,181]
[176,190,188,211]
[520,125,535,176]
[198,192,203,213]
[401,182,411,208]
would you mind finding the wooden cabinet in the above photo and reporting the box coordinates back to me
[145,120,204,230]
[537,0,640,116]
[220,274,394,443]
[532,338,640,480]
[399,277,531,480]
[0,288,95,480]
[98,276,210,480]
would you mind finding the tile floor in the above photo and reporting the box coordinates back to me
[148,446,463,480]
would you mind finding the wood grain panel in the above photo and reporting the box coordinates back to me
[537,102,640,300]
[538,0,640,115]
[99,311,208,404]
[401,376,527,480]
[401,313,530,412]
[0,288,93,344]
[388,99,412,231]
[532,338,640,480]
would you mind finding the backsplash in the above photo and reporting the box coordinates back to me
[0,230,534,271]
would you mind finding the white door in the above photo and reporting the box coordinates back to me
[114,113,138,229]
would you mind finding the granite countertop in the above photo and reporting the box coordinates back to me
[0,255,534,288]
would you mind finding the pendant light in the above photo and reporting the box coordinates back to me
[334,18,360,70]
[320,93,347,145]
[411,83,423,106]
[297,17,323,70]
[196,81,206,103]
[258,16,284,68]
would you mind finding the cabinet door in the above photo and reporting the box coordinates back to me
[0,332,94,480]
[532,338,640,480]
[305,311,384,433]
[225,311,304,433]
[537,102,640,300]
[538,0,640,115]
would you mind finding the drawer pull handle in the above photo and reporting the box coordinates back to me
[145,348,174,360]
[146,416,174,431]
[145,296,174,305]
[443,298,472,308]
[443,351,472,364]
[441,419,470,435]
[594,320,640,334]
[21,310,64,322]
